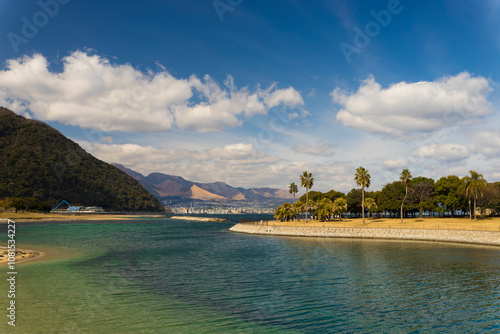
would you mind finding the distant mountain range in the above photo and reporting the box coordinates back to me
[113,164,292,205]
[0,107,164,212]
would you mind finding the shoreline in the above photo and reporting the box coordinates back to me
[229,224,500,247]
[0,213,167,222]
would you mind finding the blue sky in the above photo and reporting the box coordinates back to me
[1,0,500,194]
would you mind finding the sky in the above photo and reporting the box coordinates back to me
[1,0,500,196]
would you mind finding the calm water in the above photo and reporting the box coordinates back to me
[2,215,500,333]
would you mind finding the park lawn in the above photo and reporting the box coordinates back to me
[268,216,500,232]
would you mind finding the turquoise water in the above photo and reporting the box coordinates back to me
[2,216,500,333]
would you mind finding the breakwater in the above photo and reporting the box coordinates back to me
[229,223,500,246]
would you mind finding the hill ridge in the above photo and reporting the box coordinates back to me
[0,107,164,211]
[112,163,292,205]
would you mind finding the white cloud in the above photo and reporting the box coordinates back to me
[410,143,470,162]
[81,141,354,191]
[471,130,500,157]
[383,159,406,169]
[292,143,336,156]
[332,72,493,139]
[0,51,304,133]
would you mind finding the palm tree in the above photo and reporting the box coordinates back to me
[354,167,371,224]
[364,197,377,218]
[318,198,333,222]
[292,201,302,221]
[462,176,472,220]
[464,171,487,221]
[300,171,314,223]
[400,168,412,223]
[289,182,298,204]
[333,197,348,221]
[274,202,294,222]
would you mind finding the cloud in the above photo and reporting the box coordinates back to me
[471,130,500,157]
[410,143,470,162]
[82,141,354,191]
[292,143,336,156]
[0,51,304,133]
[383,159,406,170]
[332,72,493,139]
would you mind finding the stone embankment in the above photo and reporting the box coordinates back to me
[229,224,500,246]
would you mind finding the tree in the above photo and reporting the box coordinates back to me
[409,177,435,218]
[317,198,334,222]
[477,183,500,217]
[354,167,371,224]
[300,171,314,223]
[324,189,345,202]
[364,197,377,218]
[289,182,298,204]
[333,197,348,221]
[299,191,323,203]
[463,170,487,221]
[274,202,295,222]
[435,176,466,217]
[377,182,410,217]
[400,169,412,223]
[292,201,303,220]
[346,188,362,215]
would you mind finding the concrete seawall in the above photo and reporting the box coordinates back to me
[229,224,500,247]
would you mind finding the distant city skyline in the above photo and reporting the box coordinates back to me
[1,0,499,194]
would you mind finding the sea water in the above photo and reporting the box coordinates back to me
[1,215,500,333]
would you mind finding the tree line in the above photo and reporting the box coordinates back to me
[275,168,499,222]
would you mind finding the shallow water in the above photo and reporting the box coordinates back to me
[1,217,500,333]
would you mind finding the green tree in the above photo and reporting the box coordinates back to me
[346,188,362,215]
[298,190,323,203]
[463,170,487,221]
[478,182,500,216]
[378,182,406,216]
[400,169,412,223]
[300,171,314,223]
[364,197,377,218]
[274,202,295,222]
[435,175,466,217]
[317,198,333,222]
[324,189,345,202]
[289,182,298,204]
[354,167,371,224]
[333,197,348,221]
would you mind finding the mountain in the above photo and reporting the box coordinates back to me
[0,107,164,212]
[113,164,293,205]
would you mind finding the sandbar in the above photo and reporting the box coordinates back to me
[0,247,45,265]
[170,216,228,222]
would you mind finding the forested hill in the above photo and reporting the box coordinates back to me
[0,107,164,212]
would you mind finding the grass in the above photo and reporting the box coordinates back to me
[266,216,500,232]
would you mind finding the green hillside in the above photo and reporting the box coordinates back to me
[0,107,164,212]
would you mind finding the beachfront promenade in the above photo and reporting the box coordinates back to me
[230,223,500,247]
